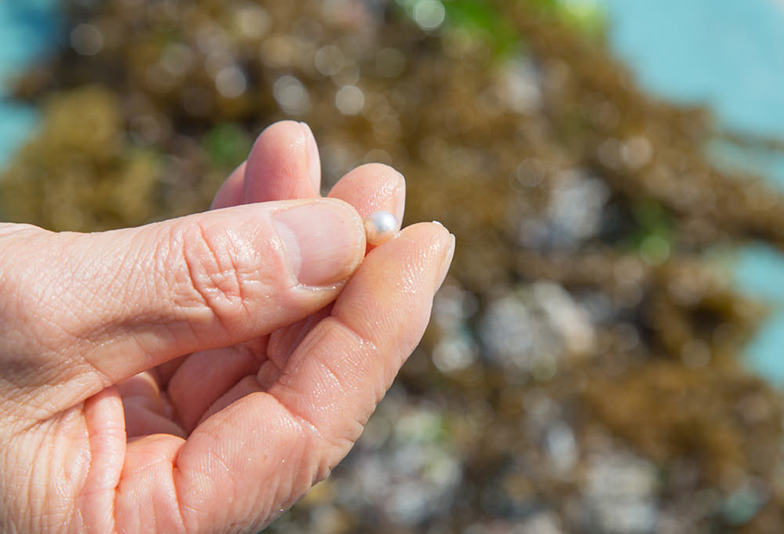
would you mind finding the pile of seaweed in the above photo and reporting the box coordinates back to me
[3,0,784,532]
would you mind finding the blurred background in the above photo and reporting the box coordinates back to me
[3,0,784,532]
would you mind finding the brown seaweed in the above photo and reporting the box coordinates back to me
[3,1,784,531]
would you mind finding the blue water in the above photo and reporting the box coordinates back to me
[3,0,784,382]
[0,0,60,163]
[594,0,784,384]
[599,0,784,135]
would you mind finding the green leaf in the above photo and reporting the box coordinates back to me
[204,123,252,170]
[443,0,521,56]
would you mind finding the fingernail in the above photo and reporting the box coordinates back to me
[274,201,364,287]
[436,233,456,290]
[300,122,321,195]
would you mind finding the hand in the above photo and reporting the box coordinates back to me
[0,121,454,534]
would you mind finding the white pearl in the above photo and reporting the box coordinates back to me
[364,211,398,246]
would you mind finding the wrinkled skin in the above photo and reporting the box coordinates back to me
[0,122,454,534]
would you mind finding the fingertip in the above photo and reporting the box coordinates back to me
[394,220,452,248]
[328,163,406,227]
[246,121,320,202]
[381,221,454,291]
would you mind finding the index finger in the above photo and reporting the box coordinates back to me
[269,223,455,456]
[169,222,454,533]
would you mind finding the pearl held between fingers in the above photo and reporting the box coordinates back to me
[364,211,397,246]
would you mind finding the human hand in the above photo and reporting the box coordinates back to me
[0,121,454,534]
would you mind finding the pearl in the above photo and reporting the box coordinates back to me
[364,211,398,246]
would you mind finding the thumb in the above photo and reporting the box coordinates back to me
[0,198,365,412]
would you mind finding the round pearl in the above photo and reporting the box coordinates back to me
[364,211,398,246]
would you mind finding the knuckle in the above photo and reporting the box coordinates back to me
[167,221,257,330]
[0,230,57,334]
